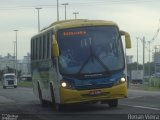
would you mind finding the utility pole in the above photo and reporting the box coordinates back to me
[73,12,79,19]
[13,41,16,72]
[136,37,139,71]
[35,8,42,32]
[13,41,16,58]
[154,46,158,75]
[148,41,151,77]
[57,0,59,21]
[14,30,18,79]
[143,36,145,83]
[61,3,69,20]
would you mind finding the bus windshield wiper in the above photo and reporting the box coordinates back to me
[77,43,111,75]
[93,53,111,74]
[77,56,91,74]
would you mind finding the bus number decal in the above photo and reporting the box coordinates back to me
[63,31,87,36]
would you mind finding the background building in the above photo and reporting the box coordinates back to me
[18,53,31,75]
[126,55,133,64]
[153,51,160,76]
[0,53,31,75]
[0,54,15,71]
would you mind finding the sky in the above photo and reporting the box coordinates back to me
[0,0,160,63]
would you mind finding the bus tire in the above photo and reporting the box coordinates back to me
[55,104,64,112]
[127,81,129,88]
[3,86,6,89]
[50,84,56,107]
[14,85,17,88]
[108,99,118,108]
[50,84,64,112]
[38,83,48,107]
[127,76,130,88]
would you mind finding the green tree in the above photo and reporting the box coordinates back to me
[127,62,155,76]
[127,62,143,76]
[144,62,155,76]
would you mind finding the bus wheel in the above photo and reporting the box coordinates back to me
[50,84,55,107]
[38,83,48,107]
[108,99,118,108]
[3,86,6,89]
[127,80,129,88]
[14,86,17,88]
[50,84,64,112]
[55,104,64,112]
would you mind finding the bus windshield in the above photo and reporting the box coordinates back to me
[4,75,15,80]
[58,26,124,76]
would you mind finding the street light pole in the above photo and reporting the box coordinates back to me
[35,8,42,32]
[148,41,151,77]
[14,30,18,79]
[143,36,145,82]
[62,3,69,20]
[154,45,159,75]
[13,41,16,58]
[57,0,59,21]
[136,37,139,71]
[73,12,79,19]
[13,41,16,71]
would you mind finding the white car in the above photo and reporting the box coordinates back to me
[2,73,17,89]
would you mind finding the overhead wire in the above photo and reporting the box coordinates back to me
[0,0,155,10]
[144,20,160,52]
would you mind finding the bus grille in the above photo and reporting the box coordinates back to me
[8,80,14,85]
[75,82,114,90]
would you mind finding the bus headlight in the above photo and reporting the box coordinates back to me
[120,77,126,82]
[61,80,74,89]
[61,82,67,88]
[114,77,126,86]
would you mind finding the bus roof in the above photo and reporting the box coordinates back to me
[40,19,118,33]
[3,73,15,76]
[31,19,118,39]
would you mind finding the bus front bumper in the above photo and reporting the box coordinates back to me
[60,83,128,104]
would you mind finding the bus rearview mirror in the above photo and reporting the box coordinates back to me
[52,35,60,57]
[120,30,131,49]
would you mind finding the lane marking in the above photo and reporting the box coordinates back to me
[127,96,144,99]
[121,104,160,111]
[132,105,160,111]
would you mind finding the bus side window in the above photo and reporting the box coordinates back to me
[34,39,37,60]
[39,36,42,60]
[49,32,52,59]
[33,39,35,60]
[47,32,52,59]
[35,38,38,60]
[44,34,47,59]
[41,36,44,60]
[31,39,33,60]
[38,37,40,60]
[43,35,46,59]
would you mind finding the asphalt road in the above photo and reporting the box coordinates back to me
[0,86,160,120]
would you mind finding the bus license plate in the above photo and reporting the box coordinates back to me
[89,90,102,96]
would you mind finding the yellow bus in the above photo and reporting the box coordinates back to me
[31,19,131,111]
